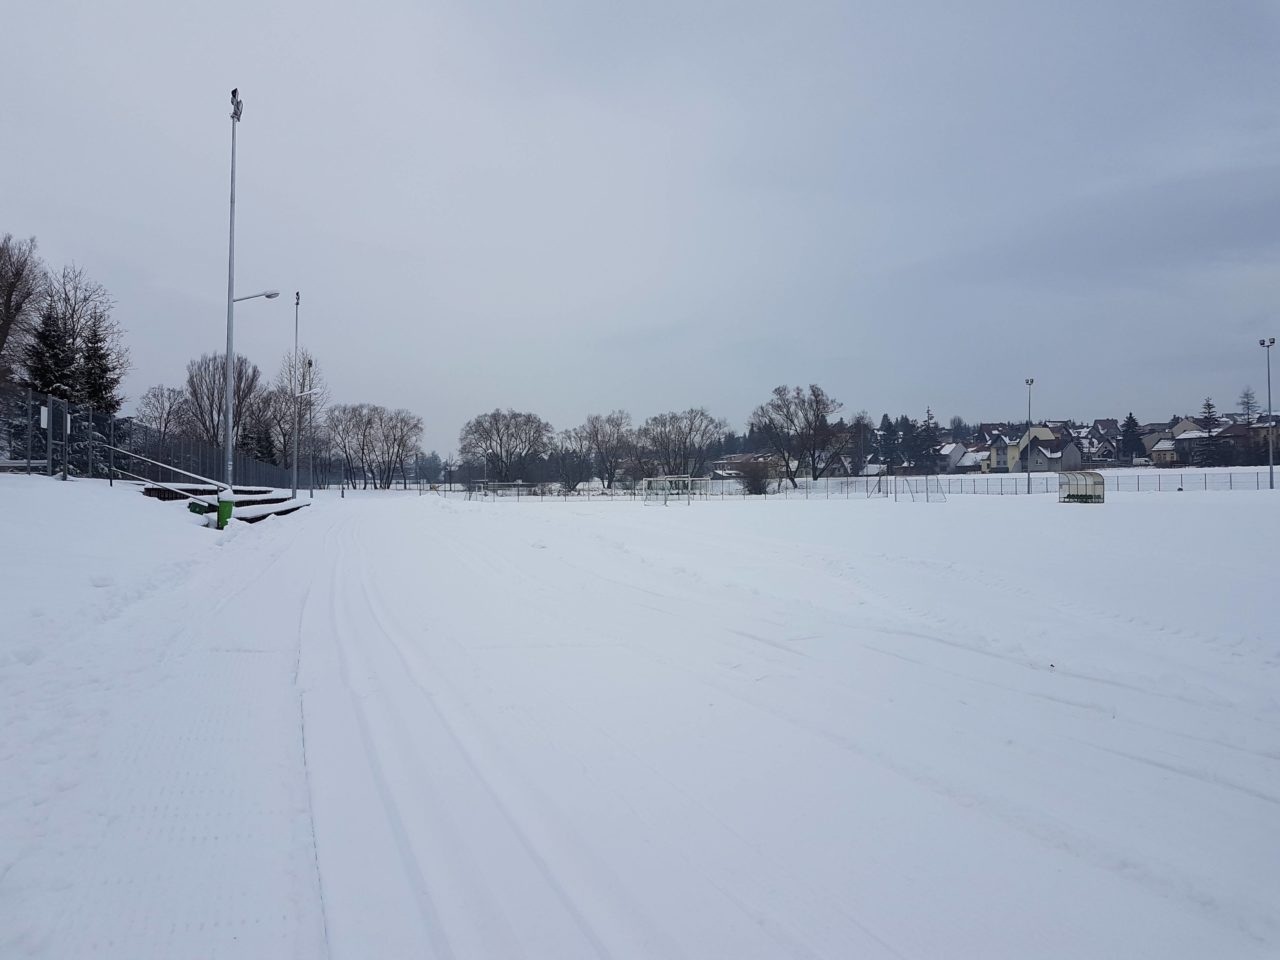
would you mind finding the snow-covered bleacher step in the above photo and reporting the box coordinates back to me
[223,498,311,523]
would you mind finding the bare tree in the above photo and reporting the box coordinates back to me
[458,409,553,482]
[0,235,44,378]
[639,407,726,477]
[324,403,365,488]
[582,410,632,489]
[182,352,265,448]
[550,427,594,492]
[270,348,329,466]
[42,265,129,387]
[135,385,188,447]
[373,407,424,489]
[749,384,849,487]
[1240,386,1259,425]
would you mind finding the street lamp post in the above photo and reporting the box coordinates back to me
[223,88,243,488]
[1025,377,1034,494]
[1263,337,1275,490]
[307,357,315,498]
[222,87,281,488]
[292,292,301,499]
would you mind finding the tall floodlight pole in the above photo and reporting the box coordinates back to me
[1263,337,1275,490]
[223,88,244,487]
[292,291,301,499]
[308,357,316,498]
[1025,377,1034,493]
[307,357,315,498]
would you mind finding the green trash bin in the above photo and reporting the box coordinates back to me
[217,489,234,530]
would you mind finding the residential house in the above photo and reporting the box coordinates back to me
[936,442,966,473]
[955,448,987,473]
[983,434,1018,473]
[1017,435,1083,473]
[1141,430,1173,456]
[1151,438,1178,466]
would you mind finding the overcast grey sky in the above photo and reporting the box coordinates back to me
[4,1,1279,451]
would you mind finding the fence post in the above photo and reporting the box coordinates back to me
[46,393,54,476]
[109,417,115,486]
[25,387,33,474]
[87,405,95,479]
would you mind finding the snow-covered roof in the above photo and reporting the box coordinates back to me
[1152,439,1176,452]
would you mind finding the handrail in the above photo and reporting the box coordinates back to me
[99,443,230,491]
[108,466,219,505]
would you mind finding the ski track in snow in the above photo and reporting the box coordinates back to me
[3,482,1279,958]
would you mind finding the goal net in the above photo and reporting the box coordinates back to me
[641,476,692,505]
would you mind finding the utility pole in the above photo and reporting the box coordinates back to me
[292,291,301,499]
[223,88,243,487]
[1263,337,1275,490]
[308,357,315,498]
[1025,377,1034,494]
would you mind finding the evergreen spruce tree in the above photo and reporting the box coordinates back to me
[918,409,942,472]
[875,414,899,472]
[895,415,920,472]
[239,422,277,465]
[22,300,76,397]
[1120,412,1143,460]
[76,314,123,414]
[1193,397,1220,467]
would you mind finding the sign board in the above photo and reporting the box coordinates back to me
[40,407,71,432]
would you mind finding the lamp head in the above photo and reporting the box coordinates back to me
[230,88,243,122]
[264,290,280,299]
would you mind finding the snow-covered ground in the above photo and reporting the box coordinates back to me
[2,474,1278,958]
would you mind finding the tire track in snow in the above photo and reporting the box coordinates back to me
[345,523,618,960]
[323,517,457,960]
[294,525,333,960]
[358,510,909,960]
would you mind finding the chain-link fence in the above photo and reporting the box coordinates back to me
[447,468,1278,502]
[0,380,293,489]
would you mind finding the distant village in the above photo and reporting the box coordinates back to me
[710,411,1280,481]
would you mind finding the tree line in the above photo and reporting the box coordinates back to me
[1,234,129,414]
[455,385,948,490]
[136,350,427,490]
[2,232,428,489]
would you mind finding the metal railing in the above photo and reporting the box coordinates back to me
[445,468,1280,502]
[0,380,293,489]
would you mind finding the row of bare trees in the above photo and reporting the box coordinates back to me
[458,407,729,490]
[137,349,432,489]
[456,387,867,491]
[324,403,424,489]
[137,347,329,468]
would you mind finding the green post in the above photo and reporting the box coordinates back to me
[217,489,234,530]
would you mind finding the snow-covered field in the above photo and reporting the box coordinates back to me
[1,474,1278,958]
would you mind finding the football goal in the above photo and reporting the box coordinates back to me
[641,475,692,505]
